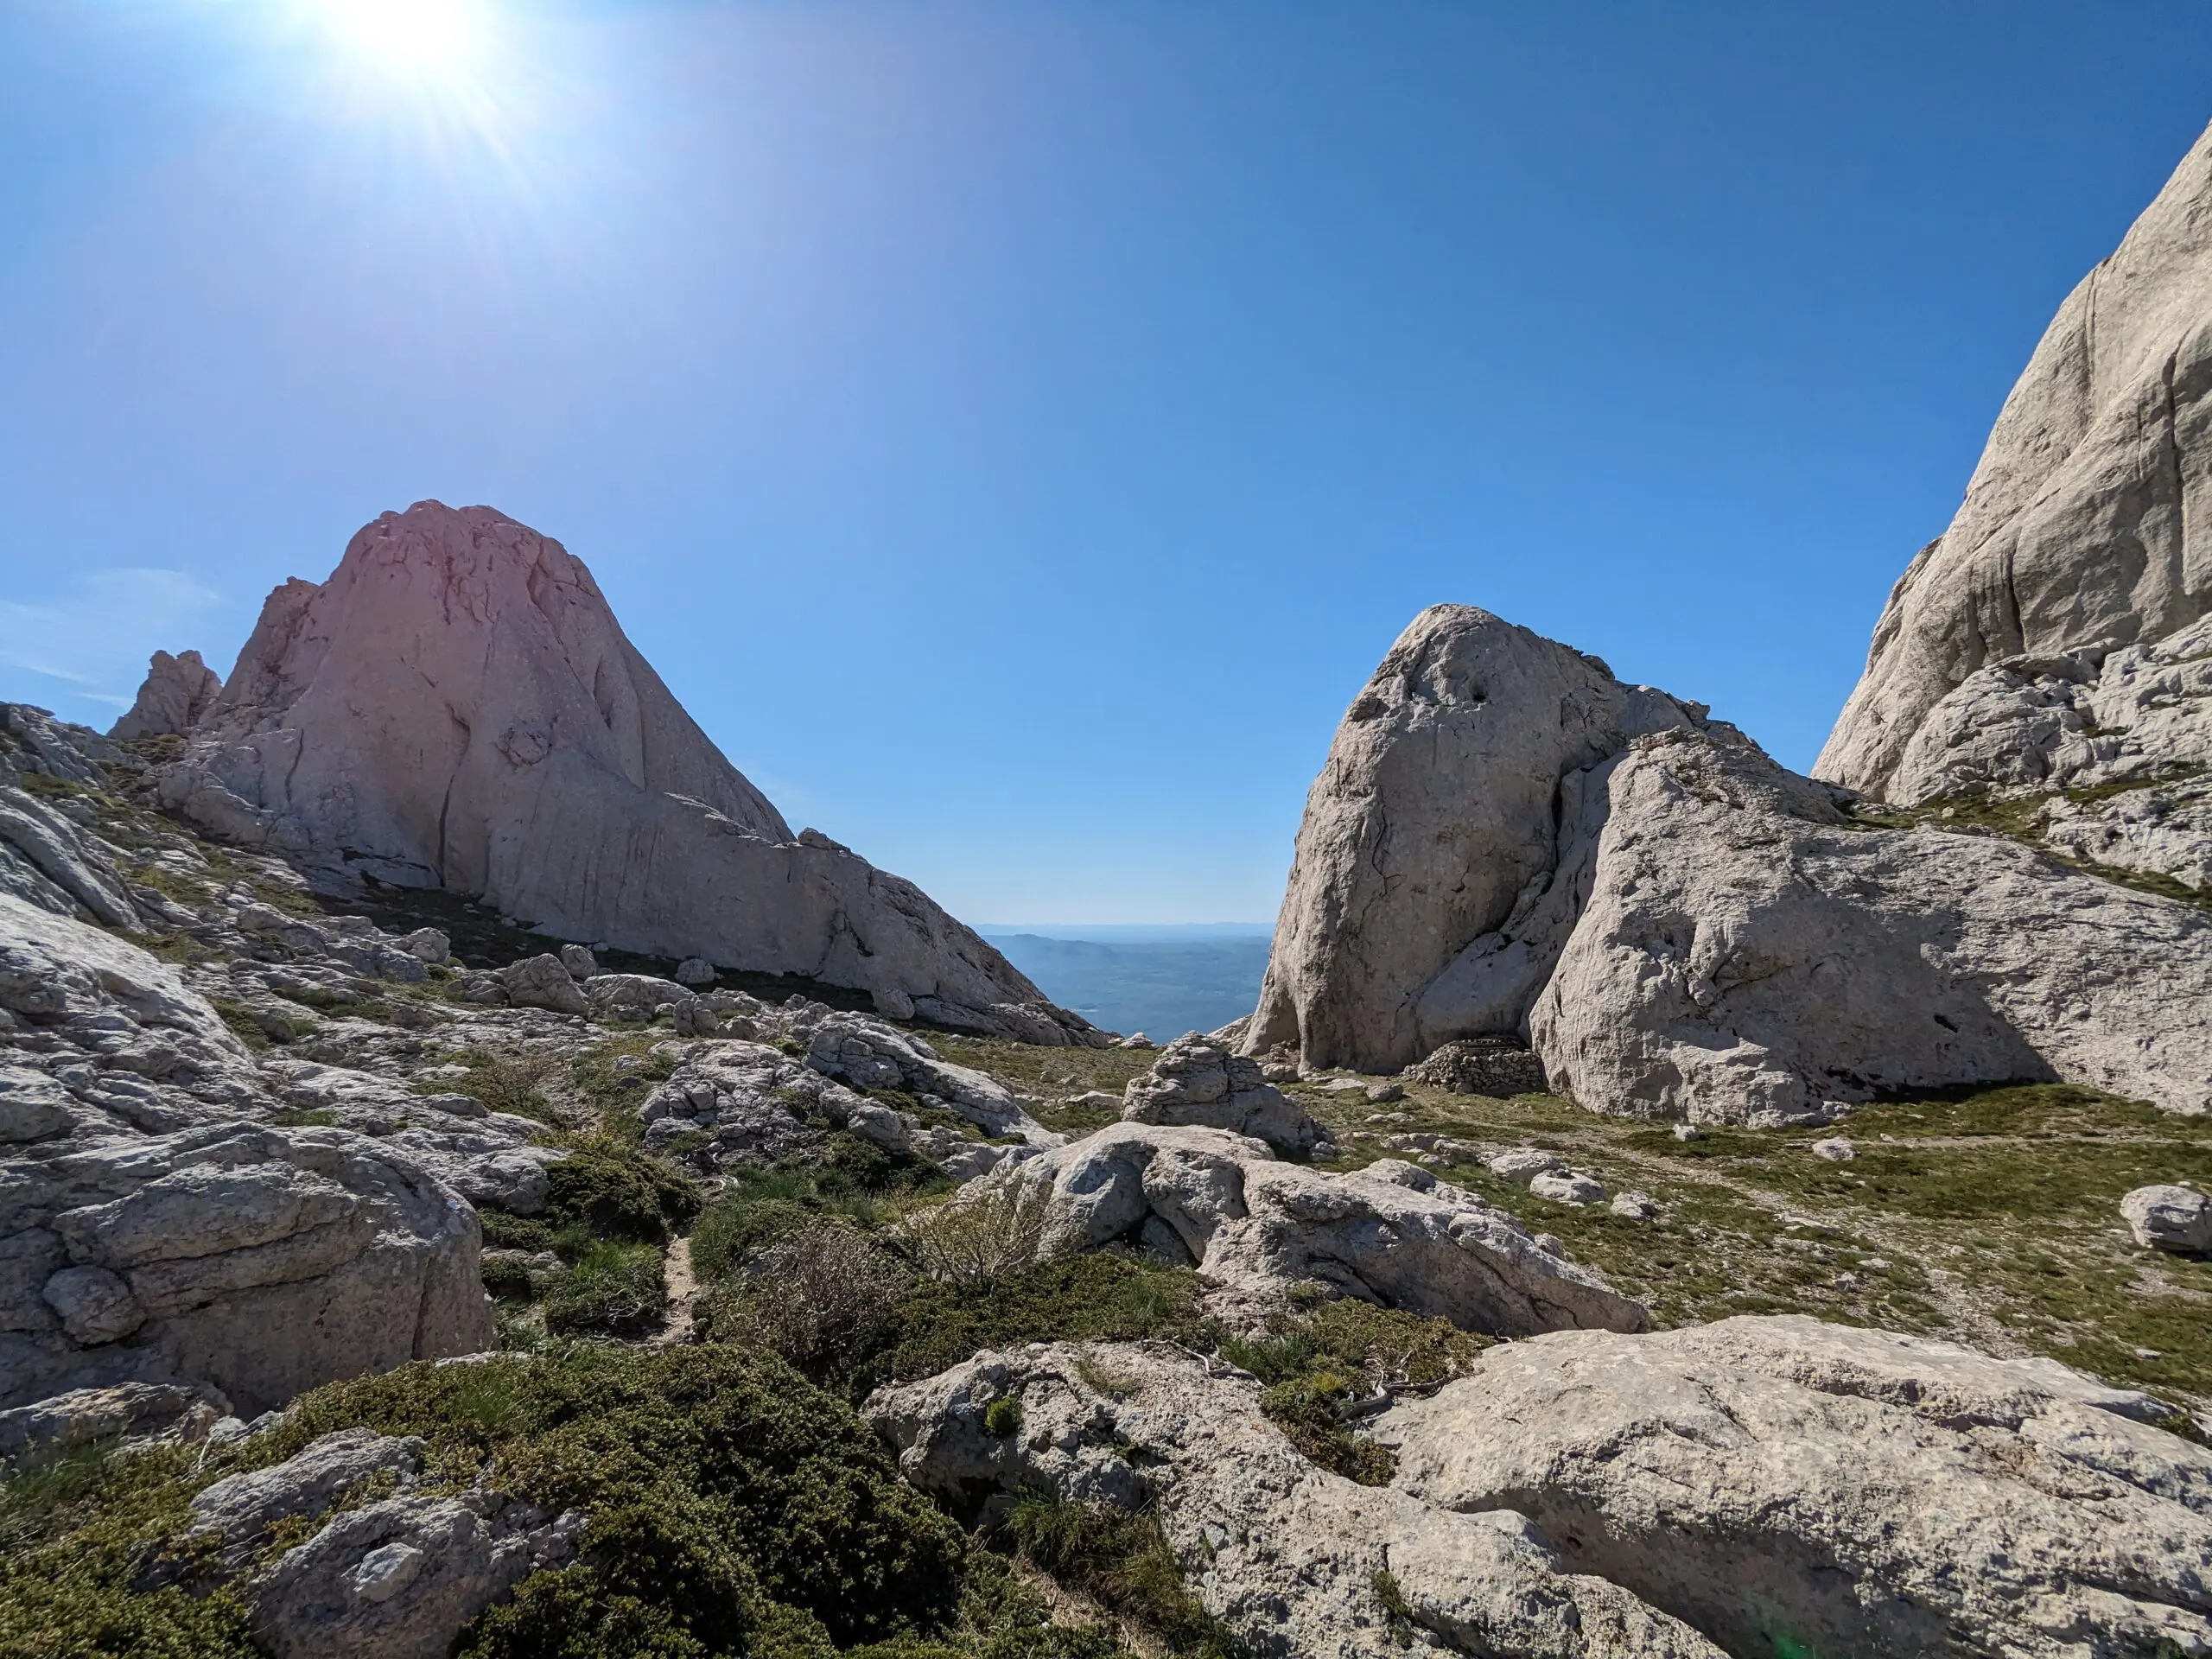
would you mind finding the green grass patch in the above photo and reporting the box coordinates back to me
[569,1037,681,1138]
[0,1438,255,1657]
[1219,1300,1490,1485]
[1002,1495,1241,1659]
[872,1255,1217,1395]
[431,1051,568,1128]
[540,1241,666,1338]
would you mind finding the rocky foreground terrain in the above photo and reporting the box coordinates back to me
[9,107,2212,1659]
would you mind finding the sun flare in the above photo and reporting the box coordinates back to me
[307,0,486,79]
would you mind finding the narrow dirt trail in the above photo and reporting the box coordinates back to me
[652,1235,699,1346]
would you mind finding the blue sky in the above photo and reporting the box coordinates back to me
[3,3,2209,925]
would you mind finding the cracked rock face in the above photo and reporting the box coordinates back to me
[872,1319,2212,1659]
[965,1122,1646,1337]
[1819,115,2212,804]
[152,499,1099,1046]
[1531,728,2212,1121]
[1119,1033,1322,1155]
[1244,605,1707,1073]
[866,1339,1726,1659]
[110,649,223,742]
[0,1122,492,1415]
[1377,1315,2212,1659]
[188,1425,579,1659]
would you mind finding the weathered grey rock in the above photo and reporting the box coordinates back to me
[189,1427,425,1561]
[0,787,139,929]
[968,1123,1645,1337]
[1609,1190,1657,1222]
[637,1039,855,1168]
[0,1064,77,1144]
[582,972,687,1020]
[1811,1136,1856,1162]
[1484,1148,1561,1185]
[0,1379,228,1459]
[2120,1183,2212,1252]
[1120,1033,1321,1155]
[155,502,1096,1045]
[1245,606,1705,1073]
[804,1012,1056,1144]
[0,892,257,1128]
[1526,1171,1604,1206]
[0,710,143,928]
[498,955,588,1017]
[556,943,597,980]
[200,1423,580,1659]
[251,1491,579,1659]
[1376,1314,2212,1659]
[868,1341,1724,1659]
[1531,729,2212,1121]
[0,1123,492,1415]
[1820,117,2212,804]
[398,928,449,965]
[111,649,224,741]
[673,956,715,987]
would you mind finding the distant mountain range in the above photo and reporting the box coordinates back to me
[976,925,1272,1040]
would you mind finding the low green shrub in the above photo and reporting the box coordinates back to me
[1002,1495,1241,1659]
[902,1183,1055,1287]
[543,1144,702,1248]
[983,1398,1024,1437]
[434,1051,567,1127]
[0,1439,256,1656]
[254,1345,996,1655]
[1220,1300,1489,1485]
[541,1241,666,1338]
[481,1253,542,1303]
[690,1146,947,1286]
[696,1225,906,1386]
[872,1255,1217,1393]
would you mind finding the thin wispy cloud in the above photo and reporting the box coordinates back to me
[0,569,228,719]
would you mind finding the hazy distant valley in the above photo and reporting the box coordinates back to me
[977,924,1272,1041]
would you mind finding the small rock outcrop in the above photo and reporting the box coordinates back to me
[868,1340,1723,1659]
[153,501,1098,1046]
[1530,728,2212,1121]
[110,649,224,741]
[873,1319,2212,1659]
[188,1425,579,1659]
[2121,1183,2212,1252]
[965,1122,1647,1337]
[1819,115,2212,812]
[2,1122,492,1416]
[1,708,143,928]
[1376,1316,2212,1658]
[1244,605,1707,1073]
[1120,1033,1322,1154]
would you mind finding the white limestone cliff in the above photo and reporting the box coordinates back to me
[156,501,1096,1044]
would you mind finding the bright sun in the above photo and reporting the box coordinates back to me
[308,0,485,79]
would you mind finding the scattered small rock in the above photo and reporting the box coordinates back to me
[1529,1171,1607,1206]
[557,943,598,980]
[674,957,717,987]
[1611,1191,1658,1222]
[1811,1138,1856,1162]
[1486,1147,1564,1185]
[2120,1185,2212,1253]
